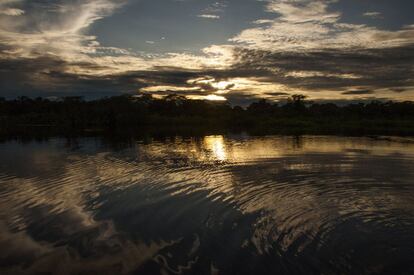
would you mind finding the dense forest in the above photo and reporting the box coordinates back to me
[1,94,414,136]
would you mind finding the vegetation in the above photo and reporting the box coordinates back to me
[1,94,414,136]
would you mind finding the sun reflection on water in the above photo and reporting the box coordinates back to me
[203,135,227,161]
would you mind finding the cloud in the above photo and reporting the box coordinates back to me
[253,19,274,24]
[197,1,227,20]
[230,0,414,51]
[265,92,289,96]
[392,88,407,93]
[197,14,220,19]
[363,12,382,19]
[266,0,340,24]
[0,0,25,17]
[203,1,227,13]
[231,45,414,94]
[0,0,127,60]
[128,42,413,102]
[342,90,374,95]
[0,0,413,104]
[0,8,24,16]
[0,0,234,89]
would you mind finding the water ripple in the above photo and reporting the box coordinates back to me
[0,136,414,274]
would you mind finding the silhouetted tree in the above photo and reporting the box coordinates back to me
[0,94,413,135]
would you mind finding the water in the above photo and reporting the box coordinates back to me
[0,135,414,274]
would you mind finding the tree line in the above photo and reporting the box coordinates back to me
[1,94,413,135]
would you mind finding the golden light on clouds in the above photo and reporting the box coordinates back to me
[0,0,413,101]
[141,86,200,93]
[212,80,234,91]
[205,94,227,101]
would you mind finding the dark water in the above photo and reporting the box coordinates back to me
[0,135,414,275]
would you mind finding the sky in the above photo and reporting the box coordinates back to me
[0,0,413,104]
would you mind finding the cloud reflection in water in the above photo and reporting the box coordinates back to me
[0,136,414,274]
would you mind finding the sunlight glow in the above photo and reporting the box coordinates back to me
[212,81,234,91]
[205,94,227,101]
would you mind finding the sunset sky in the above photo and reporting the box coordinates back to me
[0,0,413,104]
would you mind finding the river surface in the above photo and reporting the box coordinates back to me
[0,135,414,274]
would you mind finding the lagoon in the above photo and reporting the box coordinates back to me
[0,135,413,274]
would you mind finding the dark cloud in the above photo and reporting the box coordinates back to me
[342,90,375,95]
[231,45,414,92]
[265,92,290,96]
[0,56,143,98]
[392,88,407,93]
[1,41,413,104]
[141,45,414,102]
